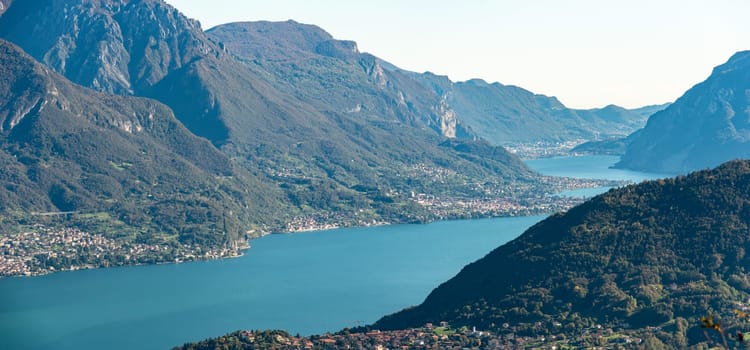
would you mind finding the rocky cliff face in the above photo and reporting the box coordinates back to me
[618,51,750,174]
[0,0,233,146]
[0,0,214,95]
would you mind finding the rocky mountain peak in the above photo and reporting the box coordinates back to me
[0,0,217,95]
[206,20,366,63]
[0,38,161,137]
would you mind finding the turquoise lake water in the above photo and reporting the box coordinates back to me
[0,217,544,350]
[527,155,676,198]
[0,155,670,350]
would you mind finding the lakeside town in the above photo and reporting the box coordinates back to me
[175,320,656,350]
[504,140,589,159]
[0,227,246,277]
[0,171,626,277]
[283,174,623,233]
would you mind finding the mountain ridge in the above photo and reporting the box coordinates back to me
[618,50,750,173]
[409,73,668,145]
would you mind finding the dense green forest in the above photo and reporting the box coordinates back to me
[375,159,750,347]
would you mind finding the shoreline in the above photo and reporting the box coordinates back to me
[1,210,543,279]
[1,174,627,279]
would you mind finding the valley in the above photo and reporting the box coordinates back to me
[0,1,632,263]
[0,1,747,349]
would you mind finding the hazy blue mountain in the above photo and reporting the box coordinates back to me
[571,105,668,156]
[375,160,750,347]
[618,51,750,173]
[628,103,672,120]
[411,73,668,145]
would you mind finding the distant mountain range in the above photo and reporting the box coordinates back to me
[205,20,475,140]
[208,20,664,146]
[375,159,750,347]
[618,51,750,173]
[412,73,669,144]
[0,0,559,245]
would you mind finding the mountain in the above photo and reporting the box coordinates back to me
[411,74,667,145]
[208,21,663,149]
[205,20,475,139]
[570,105,667,156]
[628,103,673,120]
[618,51,750,173]
[572,129,643,156]
[375,159,750,347]
[0,38,286,245]
[164,20,539,224]
[0,1,541,239]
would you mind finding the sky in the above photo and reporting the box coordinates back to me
[165,0,749,109]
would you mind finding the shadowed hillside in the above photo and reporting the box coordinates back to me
[0,39,286,247]
[376,160,750,347]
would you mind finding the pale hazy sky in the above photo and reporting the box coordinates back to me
[165,0,749,109]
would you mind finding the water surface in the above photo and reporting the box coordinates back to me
[0,216,542,350]
[527,155,675,198]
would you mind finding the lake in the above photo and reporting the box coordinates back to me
[0,217,543,350]
[527,155,675,198]
[0,155,668,350]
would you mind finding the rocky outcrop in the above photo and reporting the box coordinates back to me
[207,21,475,139]
[0,0,234,144]
[435,97,457,138]
[314,39,359,61]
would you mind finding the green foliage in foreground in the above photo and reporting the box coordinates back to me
[375,160,750,348]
